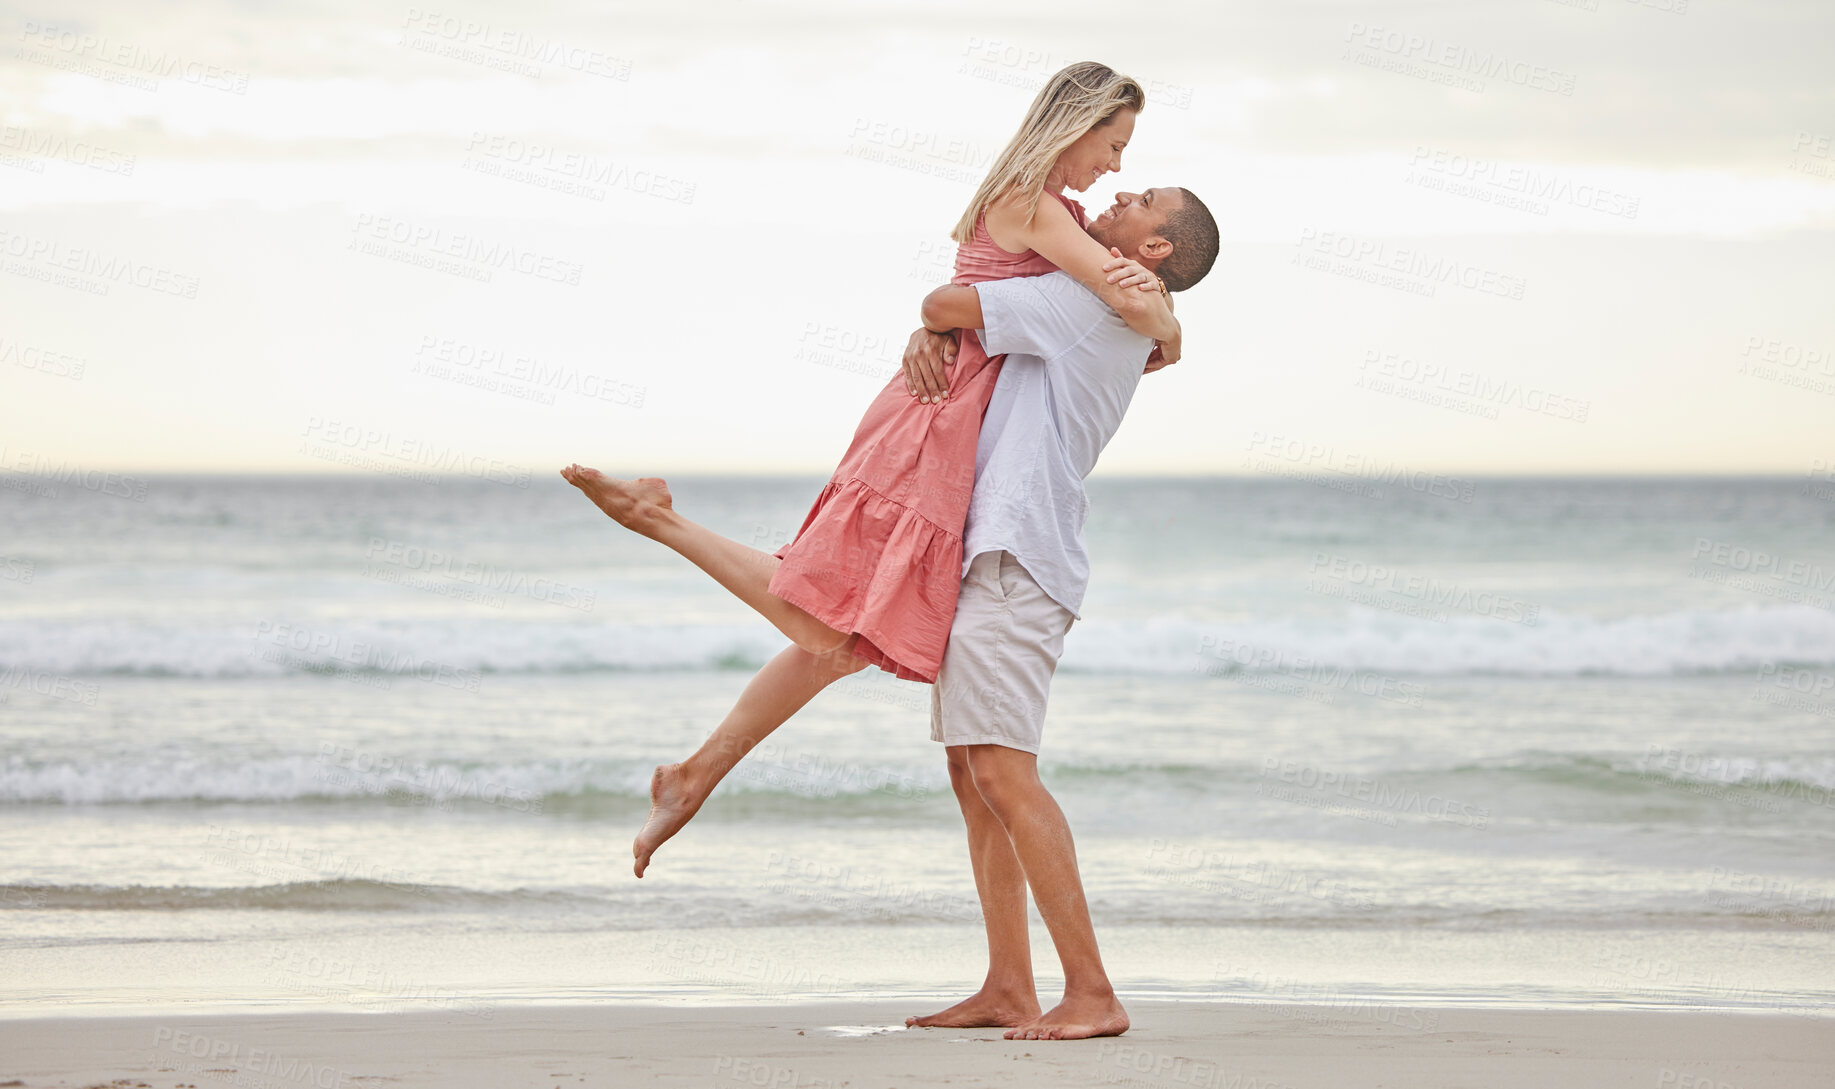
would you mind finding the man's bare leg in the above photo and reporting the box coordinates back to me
[964,744,1128,1041]
[559,465,848,656]
[905,745,1042,1029]
[634,640,869,877]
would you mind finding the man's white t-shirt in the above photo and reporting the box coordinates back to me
[962,270,1156,618]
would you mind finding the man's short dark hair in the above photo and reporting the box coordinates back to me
[1156,188,1218,292]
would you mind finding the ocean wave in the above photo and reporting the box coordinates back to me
[4,605,1835,680]
[1451,753,1835,813]
[0,879,518,912]
[0,619,787,680]
[5,751,1832,807]
[5,882,1830,934]
[0,754,946,806]
[1095,605,1835,678]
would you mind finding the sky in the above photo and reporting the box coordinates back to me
[2,0,1832,478]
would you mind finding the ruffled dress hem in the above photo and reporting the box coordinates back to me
[768,475,965,684]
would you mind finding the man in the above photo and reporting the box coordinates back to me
[901,187,1220,1041]
[558,187,1218,1036]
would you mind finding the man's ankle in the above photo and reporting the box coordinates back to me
[1058,978,1118,1002]
[981,976,1037,999]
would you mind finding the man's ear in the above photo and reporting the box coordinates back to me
[1139,235,1173,262]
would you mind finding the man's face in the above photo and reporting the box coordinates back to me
[1087,188,1179,260]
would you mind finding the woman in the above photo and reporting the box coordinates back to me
[561,61,1178,876]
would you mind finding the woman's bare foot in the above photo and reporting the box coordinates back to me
[1002,991,1129,1040]
[559,464,675,538]
[633,763,706,878]
[904,987,1041,1029]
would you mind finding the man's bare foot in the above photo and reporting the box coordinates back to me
[559,464,675,538]
[633,763,705,878]
[904,988,1041,1029]
[1003,991,1129,1040]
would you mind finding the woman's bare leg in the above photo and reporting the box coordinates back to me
[635,640,869,876]
[558,465,879,875]
[559,465,850,655]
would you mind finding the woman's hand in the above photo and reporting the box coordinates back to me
[1101,248,1164,293]
[1144,327,1182,374]
[903,327,958,403]
[997,195,1175,340]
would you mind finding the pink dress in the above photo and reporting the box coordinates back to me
[769,191,1089,683]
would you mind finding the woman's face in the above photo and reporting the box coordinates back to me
[1053,108,1137,192]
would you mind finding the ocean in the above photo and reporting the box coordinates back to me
[4,474,1835,1018]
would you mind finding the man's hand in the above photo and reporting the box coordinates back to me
[903,327,958,403]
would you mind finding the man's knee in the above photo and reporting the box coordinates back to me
[965,747,1035,818]
[945,745,971,780]
[944,747,979,801]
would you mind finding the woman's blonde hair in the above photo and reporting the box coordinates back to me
[950,61,1146,244]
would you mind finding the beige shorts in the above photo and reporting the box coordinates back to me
[929,550,1075,755]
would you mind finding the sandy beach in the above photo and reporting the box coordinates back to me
[4,1000,1831,1089]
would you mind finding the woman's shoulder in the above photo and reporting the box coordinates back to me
[984,185,1072,219]
[983,187,1079,238]
[969,191,1040,258]
[978,188,1024,233]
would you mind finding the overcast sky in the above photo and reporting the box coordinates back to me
[3,0,1832,478]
